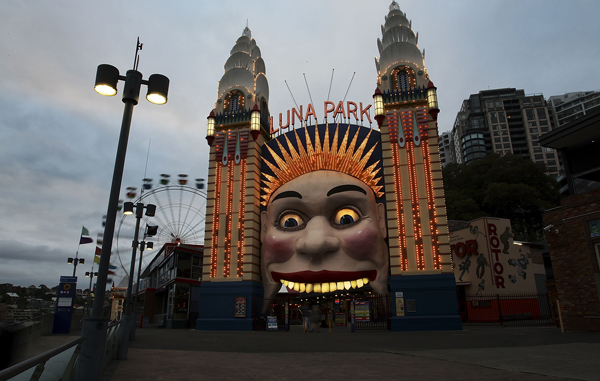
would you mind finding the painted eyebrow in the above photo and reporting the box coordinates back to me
[272,190,303,202]
[327,184,367,197]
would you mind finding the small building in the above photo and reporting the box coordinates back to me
[450,217,550,323]
[540,107,600,331]
[137,243,203,328]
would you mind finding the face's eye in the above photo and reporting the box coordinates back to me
[332,208,360,227]
[277,212,305,229]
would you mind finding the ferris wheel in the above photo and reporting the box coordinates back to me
[112,174,207,277]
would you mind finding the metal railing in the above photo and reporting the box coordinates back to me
[0,337,84,381]
[0,320,121,381]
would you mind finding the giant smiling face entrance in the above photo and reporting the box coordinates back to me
[260,124,388,301]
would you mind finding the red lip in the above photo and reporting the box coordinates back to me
[271,270,377,283]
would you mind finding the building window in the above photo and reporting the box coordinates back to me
[224,90,245,113]
[391,66,415,91]
[503,143,511,148]
[526,109,536,120]
[537,108,547,119]
[535,154,544,160]
[530,128,538,134]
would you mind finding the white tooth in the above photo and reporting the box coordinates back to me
[337,282,344,290]
[283,280,289,286]
[362,277,369,284]
[322,283,329,293]
[293,282,300,291]
[357,278,364,288]
[330,282,337,292]
[351,280,357,289]
[306,283,313,293]
[314,283,321,293]
[344,281,351,290]
[288,281,294,289]
[300,283,306,292]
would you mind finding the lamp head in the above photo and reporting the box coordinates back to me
[206,110,216,146]
[94,64,119,96]
[250,104,261,140]
[146,241,154,250]
[123,201,134,215]
[145,204,156,217]
[146,74,169,105]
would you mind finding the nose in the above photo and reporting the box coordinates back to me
[296,216,340,258]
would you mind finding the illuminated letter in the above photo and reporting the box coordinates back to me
[324,101,335,120]
[333,101,346,119]
[292,106,303,126]
[305,103,317,122]
[360,103,372,123]
[270,116,279,134]
[279,110,290,129]
[347,101,358,121]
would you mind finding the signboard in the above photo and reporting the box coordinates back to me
[395,297,405,317]
[335,312,347,326]
[234,296,246,318]
[53,276,77,334]
[267,316,278,331]
[354,301,370,322]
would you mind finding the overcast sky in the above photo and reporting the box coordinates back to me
[1,0,599,290]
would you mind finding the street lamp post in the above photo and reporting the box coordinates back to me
[117,202,155,359]
[75,38,168,381]
[131,224,157,340]
[84,269,98,317]
[67,257,85,277]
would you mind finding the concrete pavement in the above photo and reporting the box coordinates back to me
[100,325,600,381]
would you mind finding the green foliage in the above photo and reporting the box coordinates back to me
[443,154,561,241]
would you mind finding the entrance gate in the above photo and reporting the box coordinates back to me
[353,294,392,331]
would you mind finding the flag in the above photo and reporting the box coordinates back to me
[109,264,117,270]
[94,256,101,264]
[107,270,115,275]
[95,246,102,256]
[81,226,90,236]
[79,236,94,244]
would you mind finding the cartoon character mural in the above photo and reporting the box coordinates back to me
[260,124,389,302]
[449,217,540,294]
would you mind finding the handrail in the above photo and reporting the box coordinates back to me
[0,336,85,380]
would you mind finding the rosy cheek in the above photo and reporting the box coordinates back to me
[342,228,380,261]
[263,232,295,263]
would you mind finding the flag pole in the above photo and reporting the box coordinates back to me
[73,226,84,277]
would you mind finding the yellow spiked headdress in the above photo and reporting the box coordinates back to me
[261,124,384,206]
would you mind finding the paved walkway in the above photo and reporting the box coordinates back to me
[104,325,600,381]
[13,325,600,381]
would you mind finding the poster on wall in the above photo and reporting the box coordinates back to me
[234,296,246,318]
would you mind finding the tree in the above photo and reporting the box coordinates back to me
[442,153,562,241]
